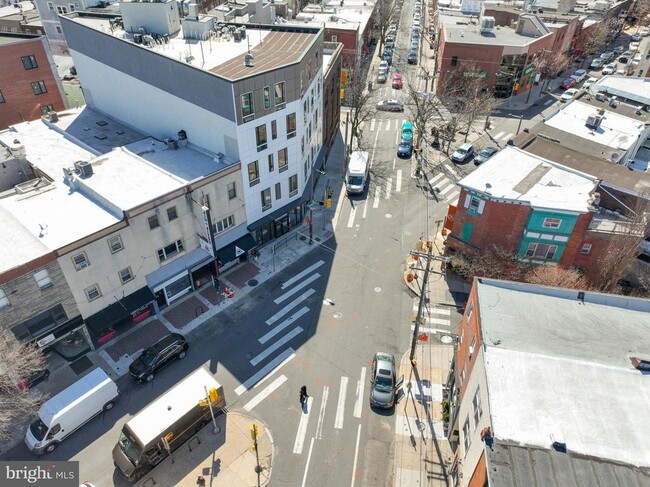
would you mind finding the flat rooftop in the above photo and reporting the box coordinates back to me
[476,278,650,469]
[71,15,319,81]
[289,0,374,33]
[590,75,650,108]
[457,146,598,212]
[545,100,646,152]
[441,20,548,46]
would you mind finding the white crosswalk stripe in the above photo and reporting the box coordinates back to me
[395,415,446,439]
[443,163,459,179]
[429,173,446,186]
[396,170,402,192]
[335,376,349,429]
[439,183,456,196]
[370,119,376,131]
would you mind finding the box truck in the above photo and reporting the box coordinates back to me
[346,150,369,194]
[112,368,226,481]
[25,367,119,454]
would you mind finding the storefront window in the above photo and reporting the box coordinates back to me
[165,274,192,302]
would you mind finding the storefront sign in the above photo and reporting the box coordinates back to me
[523,65,536,76]
[202,206,214,256]
[36,333,55,348]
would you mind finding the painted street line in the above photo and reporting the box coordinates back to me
[411,325,452,335]
[413,301,452,315]
[353,367,367,418]
[274,273,321,304]
[439,183,456,196]
[370,119,376,131]
[447,191,460,202]
[362,199,368,219]
[500,132,514,141]
[370,129,380,168]
[406,380,443,402]
[282,261,324,289]
[250,327,303,366]
[396,169,402,192]
[424,316,451,326]
[334,376,349,429]
[300,438,316,487]
[315,385,329,440]
[350,424,362,487]
[259,307,310,344]
[395,414,445,439]
[244,374,287,412]
[493,131,505,140]
[267,289,315,325]
[385,119,391,131]
[235,348,295,395]
[373,186,380,208]
[386,178,392,200]
[428,173,446,186]
[544,98,554,105]
[443,163,459,178]
[293,396,314,454]
[347,205,357,228]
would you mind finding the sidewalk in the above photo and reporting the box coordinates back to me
[133,412,273,487]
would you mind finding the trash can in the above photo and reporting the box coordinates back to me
[368,81,373,91]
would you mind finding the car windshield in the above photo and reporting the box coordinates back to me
[374,371,393,392]
[348,176,363,185]
[29,418,48,441]
[456,148,467,156]
[139,348,158,366]
[479,150,491,157]
[118,431,142,466]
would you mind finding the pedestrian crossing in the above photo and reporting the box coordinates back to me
[411,298,452,335]
[428,172,459,204]
[369,118,408,132]
[491,130,515,143]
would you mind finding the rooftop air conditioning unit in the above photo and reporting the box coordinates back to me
[585,114,603,129]
[480,16,495,33]
[164,138,178,149]
[75,161,94,177]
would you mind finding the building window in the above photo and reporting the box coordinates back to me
[274,81,286,106]
[39,104,55,115]
[72,252,89,270]
[0,288,9,309]
[248,160,260,186]
[526,242,558,260]
[241,92,254,122]
[47,1,54,10]
[469,196,481,213]
[69,3,76,11]
[581,243,592,255]
[451,56,458,66]
[268,153,274,172]
[167,206,178,221]
[278,148,288,172]
[85,284,101,301]
[119,267,133,283]
[148,214,160,230]
[157,239,184,262]
[56,5,68,14]
[542,217,562,229]
[466,301,474,319]
[261,188,272,211]
[33,269,53,289]
[331,34,337,42]
[56,26,62,34]
[216,215,234,233]
[463,417,471,453]
[472,387,482,426]
[287,113,297,138]
[275,182,281,199]
[256,124,268,151]
[0,91,5,104]
[107,235,123,253]
[227,181,237,200]
[468,336,476,359]
[31,81,47,95]
[289,174,298,197]
[264,86,271,109]
[460,365,466,384]
[21,55,38,70]
[271,120,277,140]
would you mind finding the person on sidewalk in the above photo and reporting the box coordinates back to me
[300,385,308,405]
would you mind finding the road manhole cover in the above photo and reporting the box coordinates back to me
[333,312,342,319]
[248,279,259,286]
[385,213,393,218]
[299,235,307,241]
[440,335,454,344]
[375,287,381,293]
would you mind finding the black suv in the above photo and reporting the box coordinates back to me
[129,333,188,382]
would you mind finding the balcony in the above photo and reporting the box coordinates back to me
[588,208,645,236]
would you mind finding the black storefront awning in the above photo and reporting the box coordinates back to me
[247,176,313,232]
[217,233,257,265]
[84,286,155,336]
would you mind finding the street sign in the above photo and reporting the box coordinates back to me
[523,65,536,76]
[235,246,245,257]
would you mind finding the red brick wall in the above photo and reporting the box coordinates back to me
[468,451,488,487]
[325,28,359,67]
[0,37,65,130]
[455,279,481,400]
[450,190,531,253]
[570,229,615,270]
[559,212,593,267]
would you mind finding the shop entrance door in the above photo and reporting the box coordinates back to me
[274,215,289,237]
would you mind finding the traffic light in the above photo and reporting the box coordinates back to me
[326,198,332,208]
[250,423,259,450]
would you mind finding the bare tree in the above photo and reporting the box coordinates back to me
[0,330,48,442]
[403,79,440,152]
[525,264,590,289]
[579,16,618,63]
[632,0,650,28]
[344,61,374,155]
[537,50,571,92]
[374,0,394,56]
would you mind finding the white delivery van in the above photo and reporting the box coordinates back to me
[346,150,369,194]
[25,367,119,454]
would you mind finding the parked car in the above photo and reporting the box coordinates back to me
[410,39,419,50]
[451,143,474,163]
[631,32,641,42]
[407,50,418,64]
[640,27,650,37]
[590,58,605,69]
[413,18,421,27]
[392,73,403,89]
[560,88,579,102]
[560,77,577,89]
[474,146,499,165]
[613,45,625,54]
[401,122,413,141]
[378,60,389,74]
[377,99,404,111]
[600,51,614,61]
[129,333,188,382]
[583,76,597,89]
[377,71,387,83]
[369,352,403,409]
[602,63,617,75]
[385,37,395,49]
[17,368,51,391]
[382,51,393,65]
[397,138,413,158]
[630,41,640,51]
[570,69,587,82]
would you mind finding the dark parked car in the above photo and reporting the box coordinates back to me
[129,333,188,382]
[18,368,50,391]
[474,146,499,165]
[407,50,418,65]
[397,138,413,158]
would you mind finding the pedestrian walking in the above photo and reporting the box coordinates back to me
[300,385,308,405]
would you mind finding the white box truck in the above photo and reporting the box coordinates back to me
[25,367,119,454]
[346,150,369,194]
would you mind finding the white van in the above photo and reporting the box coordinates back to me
[26,367,119,454]
[346,151,369,194]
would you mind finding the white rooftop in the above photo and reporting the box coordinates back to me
[290,0,374,32]
[457,146,598,212]
[0,1,34,18]
[476,278,650,468]
[545,100,646,151]
[0,121,119,274]
[592,75,650,107]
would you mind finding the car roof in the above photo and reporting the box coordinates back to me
[393,73,402,78]
[374,352,395,369]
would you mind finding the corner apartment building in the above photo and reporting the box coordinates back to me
[444,277,650,486]
[0,32,66,129]
[60,3,326,245]
[436,13,554,97]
